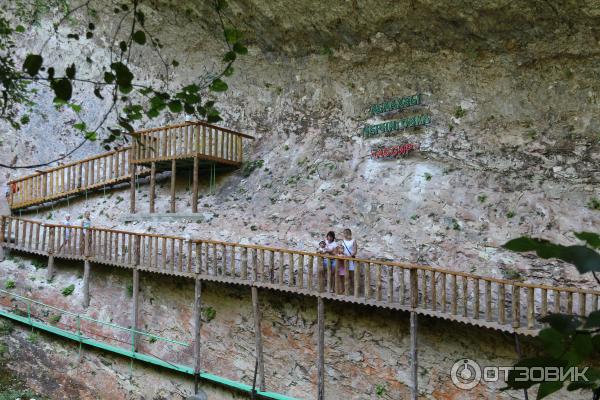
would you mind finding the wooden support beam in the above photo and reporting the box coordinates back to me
[47,227,55,281]
[410,311,418,400]
[83,259,91,307]
[192,156,199,213]
[170,159,176,213]
[251,286,265,391]
[0,216,5,261]
[130,162,137,214]
[149,162,156,213]
[193,275,202,394]
[132,268,140,352]
[317,297,325,400]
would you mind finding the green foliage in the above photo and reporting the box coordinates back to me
[0,0,248,159]
[588,198,600,211]
[32,259,46,270]
[126,282,133,298]
[202,306,216,322]
[0,320,14,335]
[503,232,600,398]
[423,172,432,181]
[48,314,61,325]
[241,159,264,177]
[375,383,386,396]
[503,232,600,274]
[4,280,15,289]
[27,332,38,343]
[477,194,487,203]
[61,284,75,296]
[451,218,461,231]
[506,211,515,219]
[454,106,466,118]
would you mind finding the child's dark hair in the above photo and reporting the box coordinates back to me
[319,241,326,246]
[326,231,335,241]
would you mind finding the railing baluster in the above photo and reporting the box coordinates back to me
[554,290,561,313]
[485,280,491,321]
[512,285,520,328]
[298,254,304,289]
[462,276,468,317]
[527,287,535,329]
[473,278,479,319]
[451,275,457,315]
[431,271,436,311]
[541,288,548,317]
[375,263,382,301]
[441,273,447,313]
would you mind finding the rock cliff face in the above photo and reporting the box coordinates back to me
[0,0,599,399]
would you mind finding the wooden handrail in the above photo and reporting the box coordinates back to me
[3,216,599,299]
[7,147,130,184]
[135,120,254,140]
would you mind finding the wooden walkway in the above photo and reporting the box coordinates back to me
[6,147,147,210]
[6,121,254,213]
[2,216,598,336]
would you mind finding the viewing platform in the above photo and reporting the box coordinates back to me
[128,121,254,214]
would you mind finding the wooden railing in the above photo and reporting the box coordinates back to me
[131,121,253,165]
[2,216,598,335]
[6,147,143,210]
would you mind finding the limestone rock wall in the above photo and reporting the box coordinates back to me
[0,1,599,399]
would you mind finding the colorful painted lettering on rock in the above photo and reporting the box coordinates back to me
[363,114,431,138]
[371,143,417,159]
[370,94,421,116]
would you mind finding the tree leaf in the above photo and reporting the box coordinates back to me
[172,60,179,67]
[15,25,25,33]
[584,310,600,328]
[209,79,228,92]
[23,54,43,76]
[135,10,145,26]
[215,0,228,11]
[223,65,234,76]
[168,100,182,113]
[73,122,86,131]
[233,42,248,55]
[224,28,241,44]
[85,131,97,140]
[132,30,146,45]
[66,63,76,79]
[538,328,565,358]
[88,23,95,30]
[51,78,72,102]
[67,33,79,40]
[104,72,115,84]
[110,62,134,87]
[94,87,104,99]
[574,232,600,249]
[223,51,236,62]
[572,333,594,359]
[539,314,581,335]
[536,381,563,400]
[86,31,93,39]
[47,67,55,80]
[118,118,134,132]
[119,41,127,52]
[503,237,600,274]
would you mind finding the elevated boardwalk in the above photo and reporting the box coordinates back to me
[2,216,598,336]
[6,121,254,213]
[6,147,148,210]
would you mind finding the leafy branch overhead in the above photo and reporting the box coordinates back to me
[0,0,248,168]
[503,232,600,399]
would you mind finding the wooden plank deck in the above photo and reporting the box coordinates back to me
[3,216,598,336]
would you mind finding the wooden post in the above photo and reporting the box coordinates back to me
[317,297,325,400]
[132,268,140,352]
[149,162,156,213]
[47,227,55,281]
[410,268,418,309]
[252,286,265,391]
[0,216,5,261]
[83,259,91,307]
[410,311,418,400]
[170,159,176,213]
[193,275,202,393]
[192,156,199,213]
[130,161,137,214]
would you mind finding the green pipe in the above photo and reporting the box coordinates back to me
[0,309,297,400]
